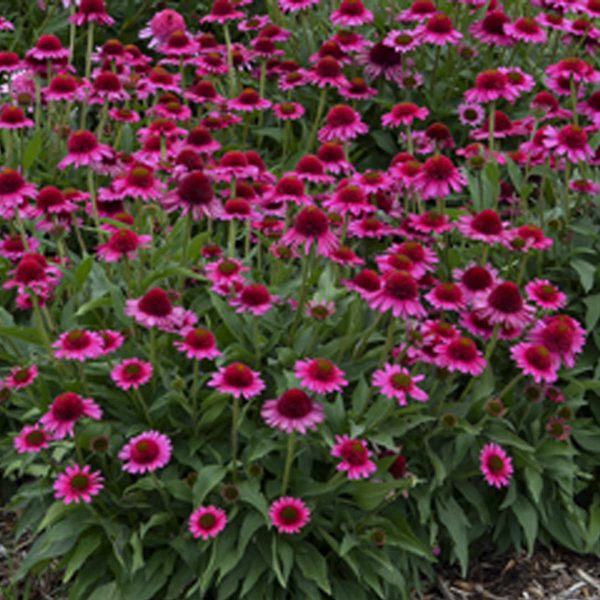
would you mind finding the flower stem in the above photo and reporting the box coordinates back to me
[308,87,327,152]
[290,245,314,337]
[231,395,240,483]
[281,433,297,495]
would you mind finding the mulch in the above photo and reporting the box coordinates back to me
[2,507,599,599]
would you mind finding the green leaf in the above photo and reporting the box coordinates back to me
[571,259,596,292]
[0,326,43,346]
[23,131,43,171]
[238,481,269,519]
[74,256,94,289]
[436,497,469,576]
[297,544,331,595]
[513,496,538,555]
[524,467,543,505]
[372,130,397,155]
[584,294,600,331]
[63,532,101,583]
[351,479,413,511]
[87,582,119,600]
[192,465,228,505]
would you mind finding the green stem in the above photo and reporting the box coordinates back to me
[280,433,297,495]
[307,87,327,152]
[379,318,397,366]
[231,395,240,483]
[290,245,314,337]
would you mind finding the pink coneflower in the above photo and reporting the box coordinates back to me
[204,257,248,287]
[421,13,463,45]
[40,392,102,438]
[579,90,600,125]
[470,10,514,46]
[464,69,519,103]
[200,0,244,23]
[398,0,437,22]
[280,206,339,256]
[278,0,319,13]
[457,209,507,245]
[317,142,353,175]
[384,28,424,53]
[272,101,305,121]
[212,151,258,182]
[306,57,349,89]
[54,465,104,505]
[228,88,272,112]
[331,434,377,480]
[4,365,38,390]
[53,329,104,361]
[158,29,198,56]
[0,51,21,73]
[372,364,428,406]
[174,327,221,360]
[162,171,219,221]
[98,329,125,355]
[112,164,164,201]
[0,105,34,130]
[96,229,151,263]
[14,424,52,454]
[454,263,496,299]
[119,431,172,474]
[0,168,37,215]
[367,270,426,319]
[208,363,266,399]
[306,299,335,321]
[477,282,533,330]
[382,102,429,128]
[59,130,113,170]
[426,282,466,311]
[230,284,276,316]
[528,315,585,368]
[3,253,59,298]
[32,186,77,218]
[0,17,14,30]
[511,342,559,384]
[413,155,466,200]
[294,357,348,394]
[339,76,378,100]
[27,34,70,61]
[480,443,513,489]
[89,71,128,104]
[348,217,394,239]
[525,279,567,310]
[509,224,553,251]
[506,16,547,44]
[261,388,324,434]
[458,102,485,127]
[44,73,84,103]
[269,497,311,534]
[125,288,179,330]
[436,336,486,376]
[407,210,452,235]
[294,155,334,185]
[331,0,373,27]
[140,9,186,48]
[543,124,594,163]
[318,105,368,143]
[111,358,153,390]
[323,183,374,217]
[189,506,227,540]
[328,245,364,267]
[546,417,572,442]
[70,0,114,26]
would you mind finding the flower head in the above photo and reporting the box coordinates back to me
[119,431,172,474]
[189,506,228,540]
[331,434,377,480]
[208,363,266,399]
[261,389,324,434]
[480,443,513,488]
[269,496,311,534]
[54,465,104,504]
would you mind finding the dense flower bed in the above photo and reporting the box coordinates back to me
[0,0,599,598]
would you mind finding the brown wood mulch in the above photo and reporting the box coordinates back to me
[2,507,600,599]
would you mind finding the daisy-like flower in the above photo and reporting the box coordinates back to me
[469,10,514,46]
[208,363,266,399]
[454,263,496,300]
[511,342,559,384]
[125,287,194,332]
[0,105,34,130]
[480,443,513,489]
[58,130,113,170]
[464,69,519,104]
[421,13,463,45]
[228,88,272,112]
[229,263,274,296]
[372,364,428,406]
[413,155,466,200]
[98,330,125,355]
[477,282,533,330]
[189,506,228,540]
[318,104,368,143]
[200,0,244,23]
[543,124,594,163]
[457,209,507,245]
[367,270,426,319]
[307,57,349,89]
[140,8,185,47]
[27,34,70,61]
[505,16,547,44]
[0,232,35,263]
[340,76,378,100]
[269,497,311,534]
[528,315,585,369]
[425,282,466,312]
[546,417,572,442]
[273,101,305,121]
[53,329,105,361]
[96,229,152,263]
[40,392,102,439]
[384,28,424,53]
[331,434,377,480]
[435,336,486,376]
[70,0,114,26]
[0,168,38,216]
[112,164,165,201]
[280,206,339,257]
[294,358,348,394]
[174,327,221,360]
[4,365,38,390]
[525,279,567,310]
[458,102,485,127]
[323,183,374,217]
[13,424,52,454]
[261,388,324,434]
[54,465,104,505]
[111,358,153,390]
[382,102,429,128]
[278,0,319,13]
[317,142,353,175]
[119,431,172,474]
[294,155,334,185]
[305,299,335,321]
[331,0,374,27]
